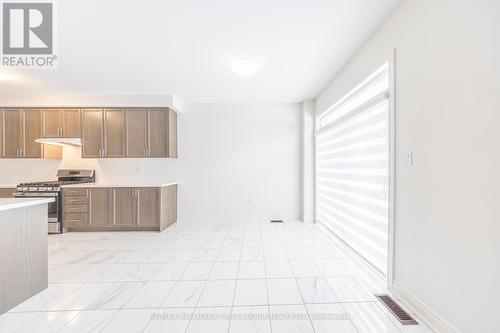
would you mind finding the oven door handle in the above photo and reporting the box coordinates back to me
[14,192,60,197]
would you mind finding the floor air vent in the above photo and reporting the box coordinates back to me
[270,220,284,223]
[376,294,418,325]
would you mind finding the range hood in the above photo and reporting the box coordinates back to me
[35,137,82,146]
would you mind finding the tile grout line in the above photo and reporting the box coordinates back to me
[139,229,216,333]
[279,224,317,333]
[180,225,232,333]
[227,220,254,333]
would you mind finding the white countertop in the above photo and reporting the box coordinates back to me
[0,185,17,188]
[61,182,179,188]
[0,198,55,212]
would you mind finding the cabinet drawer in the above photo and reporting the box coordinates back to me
[63,188,88,196]
[64,204,88,213]
[63,212,88,227]
[63,195,88,205]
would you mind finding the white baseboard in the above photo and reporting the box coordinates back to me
[391,281,461,333]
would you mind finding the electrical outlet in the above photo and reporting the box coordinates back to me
[405,151,413,166]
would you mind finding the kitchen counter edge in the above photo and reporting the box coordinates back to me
[0,198,55,212]
[61,182,180,188]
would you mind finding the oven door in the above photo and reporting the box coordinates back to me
[47,199,60,233]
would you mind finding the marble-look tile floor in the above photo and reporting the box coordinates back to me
[0,221,433,333]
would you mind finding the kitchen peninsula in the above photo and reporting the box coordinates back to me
[0,198,53,314]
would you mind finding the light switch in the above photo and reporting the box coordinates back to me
[405,151,413,166]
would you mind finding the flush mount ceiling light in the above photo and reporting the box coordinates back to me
[229,57,260,77]
[0,70,15,81]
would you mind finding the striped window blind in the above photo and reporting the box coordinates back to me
[315,64,390,275]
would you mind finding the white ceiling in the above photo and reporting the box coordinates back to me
[1,0,402,103]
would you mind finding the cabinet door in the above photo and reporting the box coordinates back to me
[0,110,3,158]
[2,109,22,158]
[104,109,125,157]
[0,188,14,198]
[88,188,112,227]
[23,109,42,158]
[81,109,103,158]
[125,108,147,157]
[148,108,168,157]
[137,188,160,227]
[42,109,61,137]
[168,109,177,158]
[62,109,81,137]
[63,212,88,228]
[113,188,136,226]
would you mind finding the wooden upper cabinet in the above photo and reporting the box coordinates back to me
[42,109,61,137]
[127,107,177,158]
[22,109,42,158]
[125,108,147,157]
[1,108,59,159]
[47,107,178,159]
[88,188,112,227]
[2,109,22,158]
[104,109,125,157]
[148,108,169,157]
[137,188,160,227]
[62,109,81,137]
[81,109,104,158]
[168,109,178,158]
[42,109,81,137]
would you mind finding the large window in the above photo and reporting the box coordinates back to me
[315,63,390,275]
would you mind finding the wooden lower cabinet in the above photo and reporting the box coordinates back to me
[89,188,112,227]
[0,188,15,198]
[137,188,160,227]
[63,213,88,228]
[63,188,89,228]
[113,188,136,226]
[62,185,176,232]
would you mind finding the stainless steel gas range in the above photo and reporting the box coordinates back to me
[14,169,95,233]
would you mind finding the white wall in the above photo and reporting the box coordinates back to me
[0,103,301,221]
[301,100,315,223]
[315,1,500,332]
